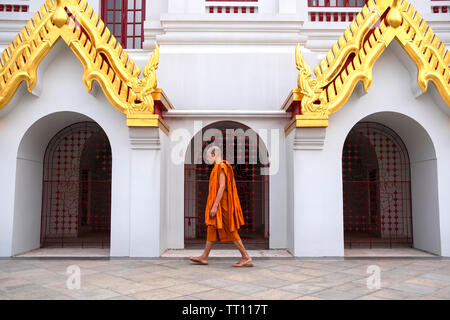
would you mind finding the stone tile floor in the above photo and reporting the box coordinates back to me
[0,257,449,300]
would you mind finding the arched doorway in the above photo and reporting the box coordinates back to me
[342,122,413,248]
[40,122,112,248]
[184,121,269,249]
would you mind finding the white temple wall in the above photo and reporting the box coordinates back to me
[288,45,449,257]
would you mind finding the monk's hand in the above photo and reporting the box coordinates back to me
[210,205,218,218]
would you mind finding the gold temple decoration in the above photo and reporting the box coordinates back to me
[0,0,172,132]
[285,0,450,132]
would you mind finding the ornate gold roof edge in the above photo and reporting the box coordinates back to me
[0,0,171,133]
[286,0,449,130]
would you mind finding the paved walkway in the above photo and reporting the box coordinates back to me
[0,257,449,300]
[14,248,436,259]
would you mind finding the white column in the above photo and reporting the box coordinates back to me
[296,0,309,22]
[438,152,450,256]
[143,0,168,50]
[146,0,168,20]
[129,127,162,257]
[290,127,344,257]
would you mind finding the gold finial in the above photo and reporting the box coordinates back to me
[295,44,314,98]
[386,0,402,28]
[52,0,68,28]
[127,42,160,114]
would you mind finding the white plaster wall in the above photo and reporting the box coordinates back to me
[0,40,131,257]
[160,127,169,254]
[285,128,295,255]
[259,0,278,14]
[163,115,289,250]
[146,0,168,20]
[156,43,449,257]
[128,127,163,257]
[157,47,300,111]
[89,0,101,14]
[410,152,440,253]
[0,1,447,258]
[166,0,279,14]
[314,44,450,256]
[13,112,99,255]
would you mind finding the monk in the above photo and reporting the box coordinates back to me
[189,146,253,267]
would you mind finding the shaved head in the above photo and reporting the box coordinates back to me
[208,145,222,157]
[205,145,222,164]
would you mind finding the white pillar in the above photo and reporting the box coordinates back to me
[146,0,168,21]
[290,127,344,257]
[129,127,163,257]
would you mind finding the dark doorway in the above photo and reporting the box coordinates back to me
[342,122,413,248]
[40,122,112,248]
[184,121,270,249]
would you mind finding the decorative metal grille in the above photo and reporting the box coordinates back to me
[308,0,367,7]
[40,122,112,248]
[184,121,269,249]
[308,0,367,22]
[0,4,28,12]
[206,0,258,14]
[342,122,413,248]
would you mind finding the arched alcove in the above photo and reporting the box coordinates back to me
[184,120,270,249]
[342,112,441,255]
[343,122,412,248]
[40,122,112,248]
[12,112,112,255]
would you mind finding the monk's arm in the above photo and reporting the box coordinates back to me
[212,171,226,209]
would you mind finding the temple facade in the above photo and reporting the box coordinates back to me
[0,0,448,258]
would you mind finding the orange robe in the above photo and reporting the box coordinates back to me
[205,160,245,242]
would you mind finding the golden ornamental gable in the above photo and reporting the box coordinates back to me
[284,0,449,132]
[0,0,172,132]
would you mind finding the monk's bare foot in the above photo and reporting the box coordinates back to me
[233,256,253,267]
[189,256,208,265]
